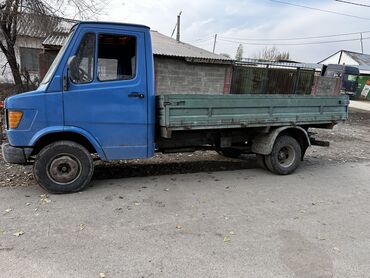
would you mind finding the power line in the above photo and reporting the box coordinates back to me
[270,0,370,21]
[335,0,370,8]
[187,36,214,43]
[218,36,370,46]
[220,30,370,41]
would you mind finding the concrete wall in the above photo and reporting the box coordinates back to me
[154,56,232,95]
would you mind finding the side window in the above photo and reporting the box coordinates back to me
[71,32,95,84]
[98,34,137,81]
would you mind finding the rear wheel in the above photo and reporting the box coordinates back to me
[265,135,301,175]
[33,141,94,194]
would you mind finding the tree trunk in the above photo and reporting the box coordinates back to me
[1,38,24,92]
[7,51,24,92]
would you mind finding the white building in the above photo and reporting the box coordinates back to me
[319,50,370,74]
[0,14,76,84]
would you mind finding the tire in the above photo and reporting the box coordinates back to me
[33,141,94,194]
[265,135,301,175]
[256,154,267,170]
[217,148,243,159]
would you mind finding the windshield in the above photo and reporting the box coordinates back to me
[344,74,358,82]
[41,28,75,84]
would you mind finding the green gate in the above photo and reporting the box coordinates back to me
[231,65,315,95]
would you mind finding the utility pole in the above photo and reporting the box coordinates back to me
[213,34,218,53]
[176,11,182,42]
[360,32,364,54]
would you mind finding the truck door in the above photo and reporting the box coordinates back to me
[63,28,148,160]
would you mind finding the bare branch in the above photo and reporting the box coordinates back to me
[254,46,290,62]
[0,0,108,91]
[1,61,9,74]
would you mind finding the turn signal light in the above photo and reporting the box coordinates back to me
[8,111,23,129]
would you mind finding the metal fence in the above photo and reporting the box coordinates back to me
[230,62,316,95]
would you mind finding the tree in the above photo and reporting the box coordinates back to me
[254,46,290,61]
[235,44,243,61]
[0,0,106,92]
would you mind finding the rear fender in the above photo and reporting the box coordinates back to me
[251,126,311,156]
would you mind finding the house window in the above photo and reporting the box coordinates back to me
[97,34,136,81]
[19,47,41,72]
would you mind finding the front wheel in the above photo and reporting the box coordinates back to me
[33,141,94,194]
[264,135,301,175]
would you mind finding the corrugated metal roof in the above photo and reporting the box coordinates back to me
[43,34,69,47]
[43,27,231,63]
[151,31,232,62]
[17,14,76,39]
[344,51,370,66]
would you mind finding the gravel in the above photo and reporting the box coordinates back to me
[1,108,369,188]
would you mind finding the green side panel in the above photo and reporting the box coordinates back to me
[157,94,349,132]
[356,75,370,99]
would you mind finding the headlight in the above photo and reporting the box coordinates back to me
[8,111,23,129]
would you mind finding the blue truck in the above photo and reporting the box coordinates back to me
[2,22,349,193]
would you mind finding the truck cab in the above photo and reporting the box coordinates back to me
[3,22,155,192]
[322,64,359,96]
[4,22,156,159]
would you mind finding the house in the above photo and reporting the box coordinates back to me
[318,50,370,74]
[319,50,370,99]
[0,14,233,95]
[0,14,76,84]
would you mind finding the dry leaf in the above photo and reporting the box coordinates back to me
[13,231,24,237]
[134,202,140,206]
[176,224,183,230]
[79,224,85,231]
[40,194,51,204]
[99,272,106,278]
[4,208,12,214]
[317,234,326,241]
[26,203,31,206]
[223,235,231,242]
[229,231,235,235]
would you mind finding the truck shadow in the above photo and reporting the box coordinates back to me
[93,154,258,180]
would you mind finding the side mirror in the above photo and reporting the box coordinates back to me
[64,56,78,90]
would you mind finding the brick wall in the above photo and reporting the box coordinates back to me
[155,56,232,95]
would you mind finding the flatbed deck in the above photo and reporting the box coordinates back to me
[157,94,349,138]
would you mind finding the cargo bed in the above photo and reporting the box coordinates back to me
[157,94,349,138]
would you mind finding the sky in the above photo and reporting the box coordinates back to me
[98,0,370,63]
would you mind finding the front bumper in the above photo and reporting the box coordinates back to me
[1,143,33,164]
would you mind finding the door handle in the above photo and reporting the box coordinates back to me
[128,92,145,99]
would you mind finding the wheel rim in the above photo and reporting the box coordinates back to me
[47,154,82,185]
[277,145,296,168]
